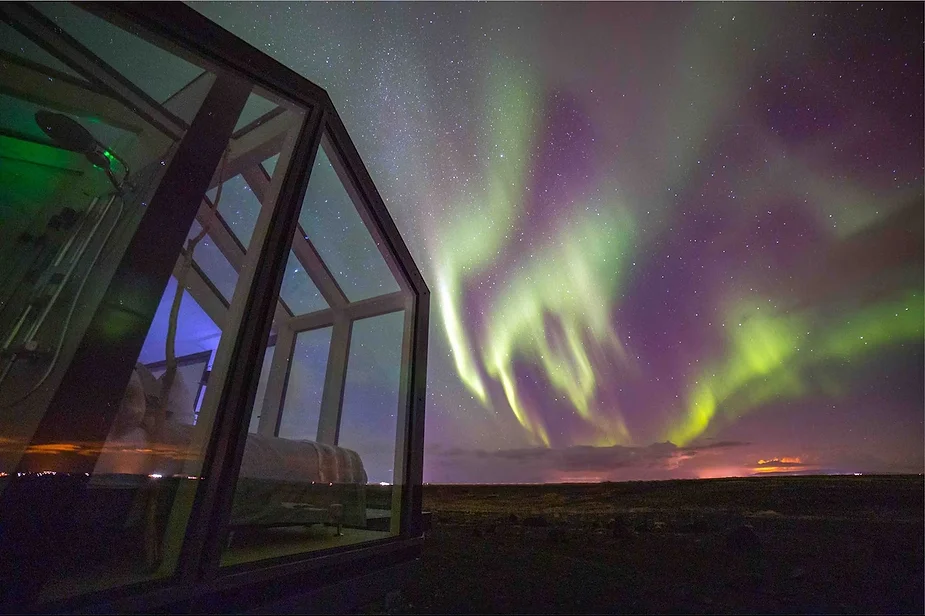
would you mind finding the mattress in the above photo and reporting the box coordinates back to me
[94,421,368,486]
[238,430,367,485]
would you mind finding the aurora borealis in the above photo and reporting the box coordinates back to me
[197,2,924,483]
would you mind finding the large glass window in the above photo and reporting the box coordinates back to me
[222,134,415,566]
[0,2,307,601]
[0,2,426,607]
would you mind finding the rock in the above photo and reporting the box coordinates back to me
[472,526,484,538]
[508,513,519,525]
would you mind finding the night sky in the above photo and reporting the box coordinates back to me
[196,2,924,484]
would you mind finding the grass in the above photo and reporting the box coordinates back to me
[361,475,924,614]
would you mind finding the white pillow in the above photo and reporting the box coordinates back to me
[112,369,146,435]
[157,369,196,426]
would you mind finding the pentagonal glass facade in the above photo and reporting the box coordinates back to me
[0,3,428,611]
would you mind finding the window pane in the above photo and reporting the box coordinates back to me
[337,311,409,537]
[248,346,275,435]
[0,91,139,156]
[339,311,406,485]
[0,20,90,81]
[299,143,401,301]
[210,173,262,249]
[34,2,204,104]
[0,5,220,600]
[0,2,309,600]
[277,327,332,441]
[234,92,279,132]
[188,219,238,303]
[261,153,280,178]
[221,131,416,565]
[279,249,328,316]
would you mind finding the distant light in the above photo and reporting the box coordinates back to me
[379,482,390,486]
[149,473,163,479]
[853,472,862,476]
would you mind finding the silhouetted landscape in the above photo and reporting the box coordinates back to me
[362,475,923,614]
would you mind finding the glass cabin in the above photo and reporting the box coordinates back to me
[0,3,429,612]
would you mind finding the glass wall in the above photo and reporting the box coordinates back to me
[222,134,415,566]
[0,1,426,608]
[0,2,307,601]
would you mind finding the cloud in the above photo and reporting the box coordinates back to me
[755,457,804,467]
[425,440,750,483]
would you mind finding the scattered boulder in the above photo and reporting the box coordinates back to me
[508,513,519,525]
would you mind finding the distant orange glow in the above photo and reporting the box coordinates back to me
[757,457,802,465]
[696,466,749,479]
[751,456,816,475]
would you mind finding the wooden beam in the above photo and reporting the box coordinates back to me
[346,291,409,322]
[286,291,408,333]
[183,108,303,460]
[1,3,187,139]
[289,232,347,310]
[391,305,415,533]
[316,315,351,445]
[162,71,216,123]
[285,307,336,334]
[256,321,295,438]
[0,52,150,134]
[318,131,413,295]
[210,111,294,187]
[194,202,246,270]
[173,261,227,330]
[241,163,347,310]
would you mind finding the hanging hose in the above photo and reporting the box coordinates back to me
[0,192,125,408]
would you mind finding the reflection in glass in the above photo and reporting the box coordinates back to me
[0,2,226,599]
[0,2,307,599]
[188,220,238,303]
[299,145,400,301]
[34,2,205,104]
[210,174,262,249]
[248,346,275,434]
[280,249,328,316]
[276,327,331,441]
[221,130,415,566]
[339,311,406,485]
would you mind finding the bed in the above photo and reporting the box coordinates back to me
[90,363,368,564]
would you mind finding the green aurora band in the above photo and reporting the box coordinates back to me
[668,290,924,446]
[422,11,922,453]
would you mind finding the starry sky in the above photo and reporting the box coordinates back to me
[195,2,924,484]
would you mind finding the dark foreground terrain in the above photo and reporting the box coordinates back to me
[365,475,923,614]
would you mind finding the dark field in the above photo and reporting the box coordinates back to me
[367,475,923,614]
